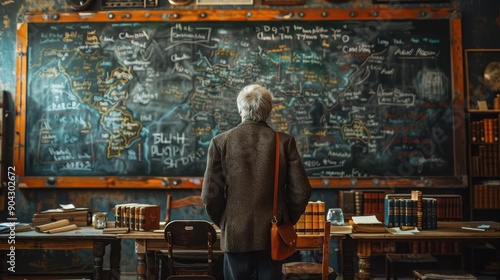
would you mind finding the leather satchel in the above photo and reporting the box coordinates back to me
[270,131,297,261]
[271,219,297,261]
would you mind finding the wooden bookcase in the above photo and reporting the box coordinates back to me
[465,49,500,222]
[465,49,500,278]
[467,111,500,221]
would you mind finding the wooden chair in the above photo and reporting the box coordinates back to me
[164,220,217,279]
[282,221,336,280]
[165,194,205,223]
[159,195,223,279]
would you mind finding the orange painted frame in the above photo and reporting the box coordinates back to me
[14,8,465,188]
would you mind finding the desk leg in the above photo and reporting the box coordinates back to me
[110,240,122,280]
[357,241,371,280]
[495,241,500,280]
[94,241,105,280]
[146,251,157,280]
[342,237,355,280]
[135,240,147,280]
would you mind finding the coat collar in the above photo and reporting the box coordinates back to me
[238,119,270,128]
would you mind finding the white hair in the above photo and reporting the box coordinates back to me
[236,84,273,122]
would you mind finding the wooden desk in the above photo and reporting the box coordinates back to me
[118,230,346,280]
[0,227,121,280]
[347,221,500,280]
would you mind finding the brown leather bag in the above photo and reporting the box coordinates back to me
[270,132,297,261]
[271,219,297,261]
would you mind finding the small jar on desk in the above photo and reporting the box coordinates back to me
[92,212,108,229]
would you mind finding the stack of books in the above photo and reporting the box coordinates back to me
[114,203,160,231]
[339,190,388,223]
[383,191,438,230]
[349,215,387,233]
[473,182,500,208]
[295,201,326,235]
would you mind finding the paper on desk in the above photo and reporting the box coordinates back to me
[44,224,78,233]
[0,222,32,233]
[35,219,77,233]
[60,203,76,210]
[352,215,382,224]
[387,227,420,235]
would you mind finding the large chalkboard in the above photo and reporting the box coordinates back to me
[19,13,461,180]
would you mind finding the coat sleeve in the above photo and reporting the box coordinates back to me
[201,138,226,226]
[285,135,312,225]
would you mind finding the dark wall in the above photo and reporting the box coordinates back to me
[461,0,500,49]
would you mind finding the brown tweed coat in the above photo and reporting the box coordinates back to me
[201,120,312,252]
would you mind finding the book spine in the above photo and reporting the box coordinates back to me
[354,191,363,216]
[430,199,437,229]
[489,185,495,208]
[318,201,325,233]
[394,198,401,228]
[304,202,313,235]
[139,205,160,231]
[377,192,385,223]
[123,206,130,229]
[416,191,423,230]
[312,201,320,234]
[471,120,477,143]
[129,206,135,231]
[422,199,428,230]
[480,119,485,142]
[135,206,141,231]
[383,197,394,228]
[363,192,371,215]
[411,199,418,227]
[403,199,411,226]
[115,206,121,228]
[139,207,145,231]
[340,190,355,221]
[295,211,306,235]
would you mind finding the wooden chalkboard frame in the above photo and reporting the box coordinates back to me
[14,8,466,189]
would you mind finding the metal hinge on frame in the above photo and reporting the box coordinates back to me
[101,0,158,8]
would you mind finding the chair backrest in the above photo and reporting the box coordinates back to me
[293,221,332,280]
[164,219,217,247]
[165,194,204,223]
[164,220,217,276]
[320,221,332,278]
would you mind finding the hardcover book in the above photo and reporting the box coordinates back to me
[138,205,160,231]
[339,190,355,221]
[304,202,314,235]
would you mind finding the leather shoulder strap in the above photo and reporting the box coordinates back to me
[272,131,280,219]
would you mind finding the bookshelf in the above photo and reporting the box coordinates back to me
[467,135,500,220]
[466,111,500,278]
[339,191,463,225]
[465,49,500,222]
[465,49,500,278]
